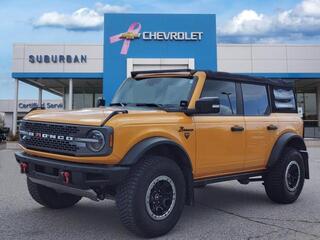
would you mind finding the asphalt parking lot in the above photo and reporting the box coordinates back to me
[1,145,320,240]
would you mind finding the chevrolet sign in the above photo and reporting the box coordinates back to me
[142,32,203,41]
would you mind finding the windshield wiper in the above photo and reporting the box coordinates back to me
[111,102,167,110]
[110,102,127,107]
[134,103,165,109]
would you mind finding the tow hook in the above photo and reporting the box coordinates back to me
[61,171,71,184]
[20,162,29,174]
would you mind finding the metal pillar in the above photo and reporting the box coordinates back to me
[68,78,73,110]
[13,79,19,136]
[317,84,320,127]
[38,88,43,107]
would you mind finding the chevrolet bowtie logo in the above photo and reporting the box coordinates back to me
[110,22,142,55]
[120,32,141,40]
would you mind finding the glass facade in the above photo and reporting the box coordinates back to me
[65,93,103,109]
[297,92,317,125]
[296,83,320,138]
[64,79,103,110]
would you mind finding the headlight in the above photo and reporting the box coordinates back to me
[86,130,105,152]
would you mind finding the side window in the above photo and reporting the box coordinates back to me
[273,88,296,112]
[242,84,269,116]
[201,80,237,115]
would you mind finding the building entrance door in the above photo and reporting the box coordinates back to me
[297,89,319,138]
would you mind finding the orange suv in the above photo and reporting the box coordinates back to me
[16,70,309,238]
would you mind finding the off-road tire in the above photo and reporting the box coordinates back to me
[264,147,305,204]
[116,155,186,238]
[27,178,82,209]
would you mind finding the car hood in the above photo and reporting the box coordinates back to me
[23,107,163,126]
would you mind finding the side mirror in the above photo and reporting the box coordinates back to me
[195,97,220,114]
[96,98,106,107]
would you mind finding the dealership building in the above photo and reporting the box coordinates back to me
[0,99,63,131]
[10,13,320,137]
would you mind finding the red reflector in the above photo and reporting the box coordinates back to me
[61,171,71,184]
[20,162,28,174]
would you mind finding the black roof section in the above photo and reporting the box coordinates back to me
[131,69,195,79]
[131,69,294,87]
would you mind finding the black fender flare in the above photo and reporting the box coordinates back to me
[267,132,309,179]
[120,137,195,205]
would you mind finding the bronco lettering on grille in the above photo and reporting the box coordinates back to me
[23,131,74,141]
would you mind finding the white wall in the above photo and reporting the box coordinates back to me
[217,44,320,73]
[12,44,103,73]
[4,113,13,131]
[13,43,320,74]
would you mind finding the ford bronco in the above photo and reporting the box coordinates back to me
[16,70,309,238]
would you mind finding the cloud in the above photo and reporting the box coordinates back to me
[220,10,272,37]
[94,2,129,14]
[218,0,320,43]
[33,2,129,31]
[32,0,320,42]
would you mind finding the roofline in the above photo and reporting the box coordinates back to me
[131,69,196,78]
[130,69,294,87]
[204,71,294,87]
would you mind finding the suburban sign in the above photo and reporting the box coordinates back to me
[29,55,87,64]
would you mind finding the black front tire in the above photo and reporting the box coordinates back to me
[116,155,186,238]
[264,147,305,204]
[27,178,82,209]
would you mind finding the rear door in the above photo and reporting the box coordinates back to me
[241,83,278,171]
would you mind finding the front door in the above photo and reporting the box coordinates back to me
[193,79,245,179]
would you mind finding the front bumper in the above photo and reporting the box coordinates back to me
[15,152,130,199]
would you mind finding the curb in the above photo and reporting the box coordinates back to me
[305,139,320,148]
[5,142,20,150]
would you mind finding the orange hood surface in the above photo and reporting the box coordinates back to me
[23,107,161,126]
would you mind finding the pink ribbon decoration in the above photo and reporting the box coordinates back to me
[109,22,142,55]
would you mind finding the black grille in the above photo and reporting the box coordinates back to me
[19,120,113,157]
[20,121,80,155]
[23,137,78,152]
[23,121,79,135]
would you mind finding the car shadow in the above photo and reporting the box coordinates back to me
[194,182,270,207]
[7,182,271,240]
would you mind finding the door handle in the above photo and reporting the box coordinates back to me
[231,125,244,132]
[267,124,278,131]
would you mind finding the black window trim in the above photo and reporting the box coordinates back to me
[192,77,298,117]
[236,82,244,115]
[195,78,243,116]
[240,82,271,117]
[270,86,298,113]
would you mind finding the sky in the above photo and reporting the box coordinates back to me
[1,0,320,100]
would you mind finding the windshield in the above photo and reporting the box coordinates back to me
[111,77,195,107]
